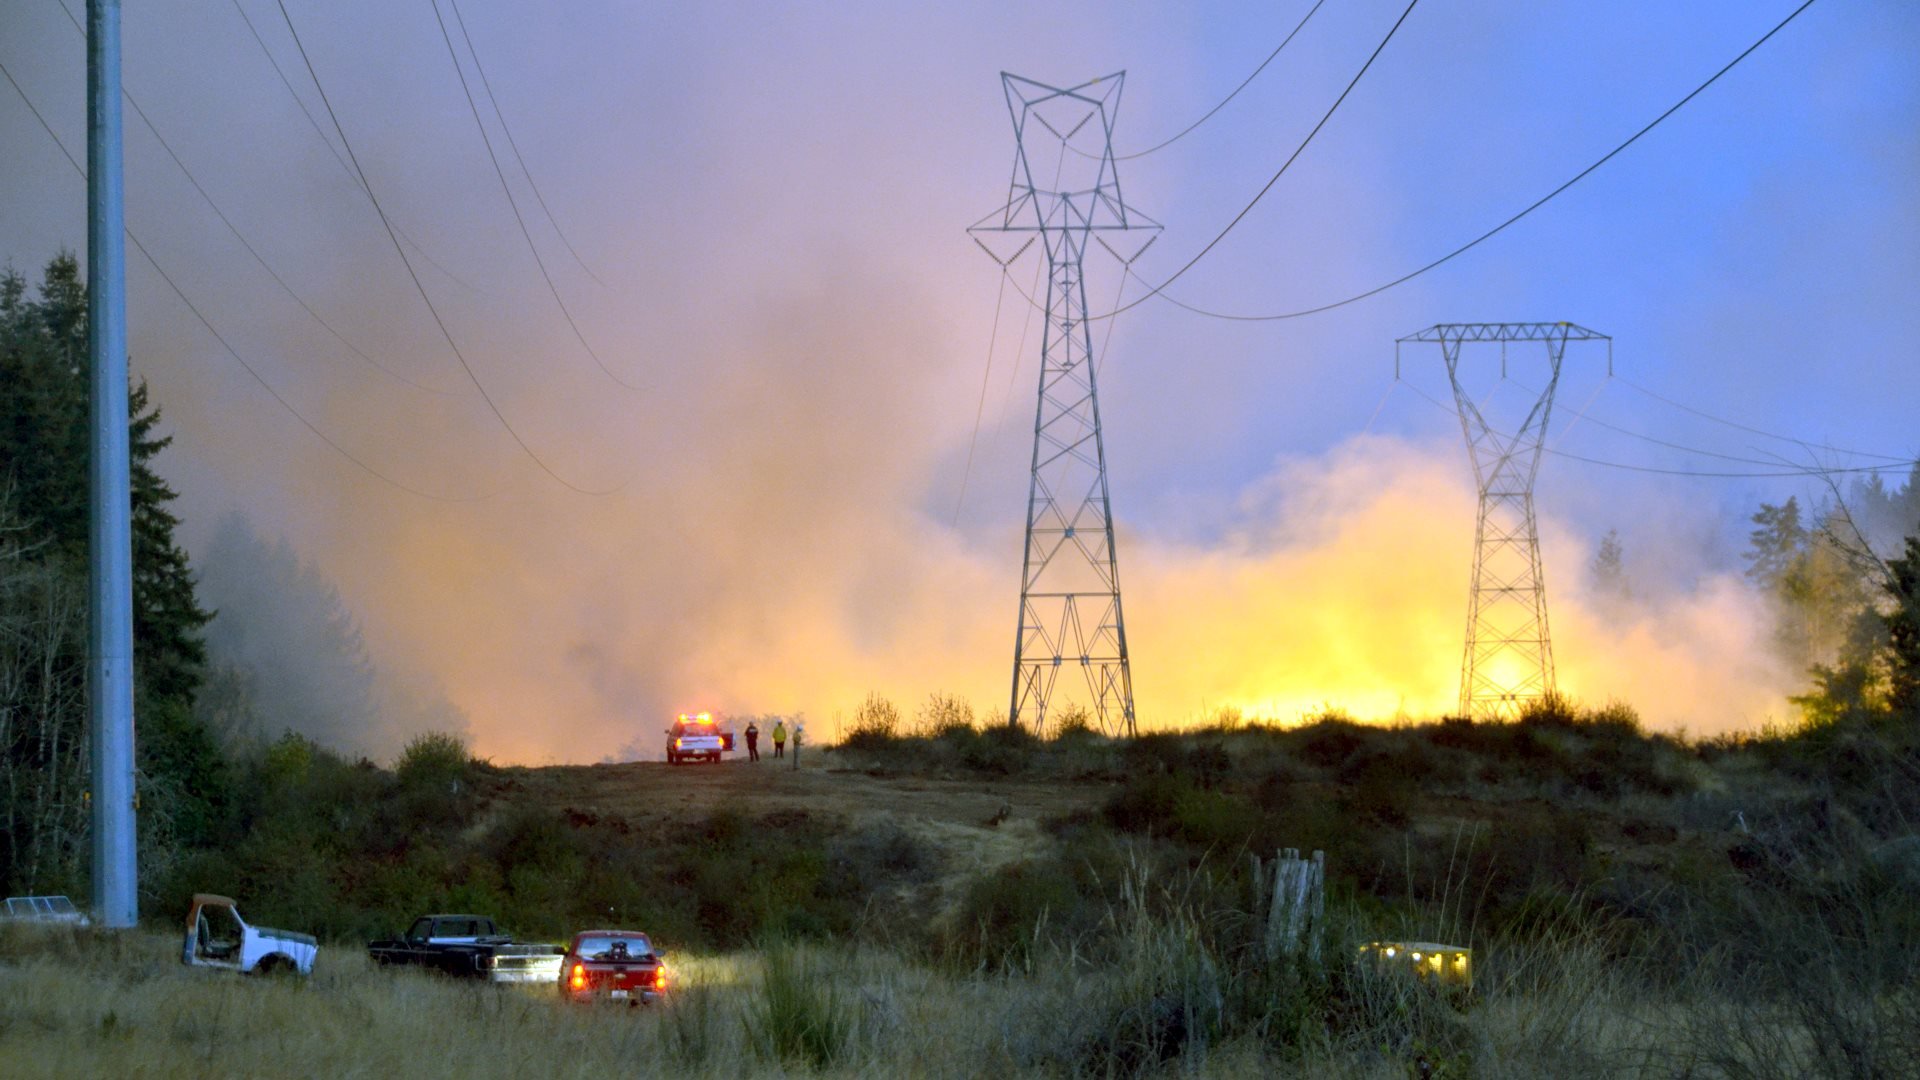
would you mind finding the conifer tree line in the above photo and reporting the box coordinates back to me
[1741,478,1920,725]
[0,254,225,897]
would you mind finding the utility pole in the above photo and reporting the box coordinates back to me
[1396,323,1611,720]
[969,72,1159,737]
[88,0,138,928]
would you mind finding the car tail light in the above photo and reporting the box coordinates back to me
[569,962,587,991]
[654,965,667,990]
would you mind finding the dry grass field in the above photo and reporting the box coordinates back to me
[0,892,1651,1079]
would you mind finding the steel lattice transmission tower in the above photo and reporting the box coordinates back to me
[968,72,1160,736]
[1397,323,1612,720]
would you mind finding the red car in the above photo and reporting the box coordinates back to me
[559,930,668,1005]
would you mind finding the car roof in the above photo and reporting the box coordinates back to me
[572,929,650,938]
[420,914,491,922]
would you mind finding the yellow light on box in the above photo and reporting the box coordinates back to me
[1358,941,1472,989]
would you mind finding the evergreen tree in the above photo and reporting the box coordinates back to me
[1887,535,1920,718]
[1744,497,1807,590]
[0,254,211,713]
[1590,528,1632,606]
[0,253,223,861]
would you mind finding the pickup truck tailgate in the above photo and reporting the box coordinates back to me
[486,944,565,983]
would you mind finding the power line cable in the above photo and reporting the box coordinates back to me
[444,0,604,286]
[1614,373,1911,463]
[275,0,624,495]
[1066,0,1423,323]
[1399,378,1911,480]
[0,58,486,503]
[425,0,640,392]
[996,241,1048,429]
[1511,376,1906,470]
[951,266,1009,525]
[1074,0,1327,162]
[1118,0,1822,323]
[49,0,460,396]
[226,0,485,296]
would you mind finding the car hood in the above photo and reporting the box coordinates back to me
[259,927,318,948]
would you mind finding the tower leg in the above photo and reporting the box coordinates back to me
[1010,239,1134,736]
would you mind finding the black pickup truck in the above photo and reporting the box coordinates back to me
[367,913,564,983]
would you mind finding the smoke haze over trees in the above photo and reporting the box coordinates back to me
[196,512,468,761]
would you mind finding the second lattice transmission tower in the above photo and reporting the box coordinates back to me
[1398,323,1611,720]
[970,72,1159,736]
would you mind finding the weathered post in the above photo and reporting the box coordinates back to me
[1265,848,1325,962]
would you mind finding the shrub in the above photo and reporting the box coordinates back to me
[1049,703,1094,739]
[958,720,1039,774]
[1336,753,1416,828]
[1103,773,1189,836]
[1186,742,1233,789]
[915,692,973,736]
[1169,786,1264,850]
[394,730,470,790]
[1122,732,1188,776]
[1292,718,1371,770]
[843,692,902,748]
[823,822,935,900]
[943,857,1085,971]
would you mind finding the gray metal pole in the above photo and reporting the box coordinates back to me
[88,0,138,929]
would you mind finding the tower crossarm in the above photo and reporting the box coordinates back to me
[1397,322,1611,344]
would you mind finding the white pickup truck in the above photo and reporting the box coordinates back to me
[182,894,318,976]
[665,712,733,764]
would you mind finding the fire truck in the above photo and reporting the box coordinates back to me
[664,712,733,764]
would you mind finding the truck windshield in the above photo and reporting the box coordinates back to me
[576,935,651,960]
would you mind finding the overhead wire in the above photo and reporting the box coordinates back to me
[1119,0,1823,323]
[1614,373,1912,463]
[228,0,486,297]
[444,0,604,287]
[951,267,1010,526]
[0,58,486,503]
[1067,0,1423,323]
[275,0,624,495]
[1074,0,1327,162]
[1510,376,1903,471]
[1397,378,1912,480]
[996,243,1048,429]
[425,0,641,392]
[49,0,461,396]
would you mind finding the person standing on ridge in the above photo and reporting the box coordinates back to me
[772,719,787,759]
[745,720,761,762]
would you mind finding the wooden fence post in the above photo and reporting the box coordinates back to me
[1265,848,1326,963]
